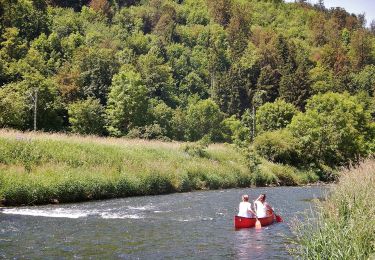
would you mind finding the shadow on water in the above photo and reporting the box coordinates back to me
[0,186,326,259]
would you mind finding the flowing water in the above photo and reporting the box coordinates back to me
[0,186,326,259]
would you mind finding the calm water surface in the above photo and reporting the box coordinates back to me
[0,186,326,259]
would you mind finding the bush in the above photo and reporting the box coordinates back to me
[254,129,300,165]
[234,171,253,188]
[150,102,174,138]
[221,115,250,146]
[127,123,170,140]
[256,99,298,133]
[185,99,224,141]
[0,83,28,129]
[138,172,175,195]
[261,162,299,186]
[68,98,106,135]
[288,92,374,167]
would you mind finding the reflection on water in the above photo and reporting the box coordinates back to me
[234,229,266,259]
[0,186,325,259]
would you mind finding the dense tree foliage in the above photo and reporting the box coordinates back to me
[1,0,375,173]
[256,99,297,133]
[288,92,375,168]
[185,99,224,141]
[68,98,106,135]
[106,69,149,136]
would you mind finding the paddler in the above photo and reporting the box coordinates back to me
[237,195,257,218]
[254,194,273,218]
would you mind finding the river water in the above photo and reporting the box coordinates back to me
[0,186,325,259]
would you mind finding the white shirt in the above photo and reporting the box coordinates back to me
[254,200,267,218]
[238,201,254,218]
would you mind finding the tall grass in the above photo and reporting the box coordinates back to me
[292,160,375,259]
[0,129,317,206]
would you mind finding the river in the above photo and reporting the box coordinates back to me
[0,186,325,259]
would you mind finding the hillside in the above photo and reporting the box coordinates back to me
[1,0,375,178]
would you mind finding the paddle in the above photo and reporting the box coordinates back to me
[255,218,262,229]
[275,214,283,223]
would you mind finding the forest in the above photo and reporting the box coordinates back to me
[1,0,375,179]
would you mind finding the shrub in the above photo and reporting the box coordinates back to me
[185,99,224,141]
[116,174,141,197]
[127,123,169,140]
[288,92,374,167]
[0,83,28,129]
[254,129,300,165]
[261,162,299,186]
[139,172,175,195]
[221,115,250,146]
[234,171,253,188]
[150,102,174,138]
[68,98,106,135]
[256,99,298,133]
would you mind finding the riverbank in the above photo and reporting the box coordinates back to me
[0,130,318,206]
[292,160,375,259]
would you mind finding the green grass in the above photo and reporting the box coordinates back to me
[0,129,318,206]
[291,160,375,259]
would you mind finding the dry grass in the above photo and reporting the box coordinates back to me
[0,129,182,150]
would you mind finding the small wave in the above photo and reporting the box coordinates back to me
[127,206,154,211]
[153,210,172,213]
[128,206,147,210]
[180,219,190,222]
[1,208,88,219]
[173,217,214,222]
[100,213,143,219]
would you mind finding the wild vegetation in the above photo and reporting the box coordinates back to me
[292,160,375,259]
[0,130,317,206]
[0,0,375,203]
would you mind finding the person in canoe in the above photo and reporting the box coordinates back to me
[237,195,257,218]
[254,194,273,218]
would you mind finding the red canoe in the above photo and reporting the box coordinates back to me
[234,213,276,229]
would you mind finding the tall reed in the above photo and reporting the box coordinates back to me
[292,160,375,259]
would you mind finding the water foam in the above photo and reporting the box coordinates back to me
[100,213,143,219]
[173,216,214,222]
[1,208,89,219]
[127,205,153,211]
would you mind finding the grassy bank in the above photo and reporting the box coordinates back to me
[292,160,375,259]
[0,130,317,206]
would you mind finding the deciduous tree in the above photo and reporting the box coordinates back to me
[185,99,224,141]
[256,99,297,133]
[106,70,150,136]
[68,98,106,135]
[288,92,374,167]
